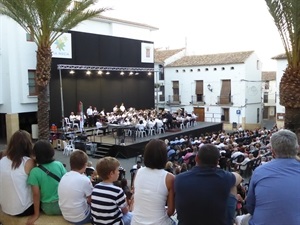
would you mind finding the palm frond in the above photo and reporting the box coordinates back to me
[0,0,110,46]
[265,0,300,67]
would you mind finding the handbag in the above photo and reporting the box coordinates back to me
[38,164,61,182]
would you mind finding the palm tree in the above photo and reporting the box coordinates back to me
[265,0,300,132]
[0,0,108,140]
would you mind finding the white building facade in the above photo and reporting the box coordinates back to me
[261,71,276,121]
[161,51,262,130]
[273,54,288,128]
[0,15,157,140]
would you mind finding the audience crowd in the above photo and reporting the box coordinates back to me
[1,120,300,225]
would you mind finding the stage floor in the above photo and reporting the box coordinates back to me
[88,121,223,146]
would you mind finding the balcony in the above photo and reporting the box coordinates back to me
[159,95,165,102]
[217,95,233,105]
[191,95,205,105]
[263,98,276,106]
[166,95,181,105]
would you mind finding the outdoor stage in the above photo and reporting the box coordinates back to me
[88,122,223,159]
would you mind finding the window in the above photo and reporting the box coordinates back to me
[159,64,164,80]
[159,86,165,101]
[28,70,38,96]
[182,69,186,72]
[265,81,269,90]
[214,68,217,71]
[222,67,225,70]
[26,33,34,42]
[230,67,234,70]
[264,92,268,103]
[220,80,231,104]
[172,81,179,101]
[197,68,201,72]
[195,80,203,102]
[257,60,260,70]
[205,68,209,71]
[190,69,193,72]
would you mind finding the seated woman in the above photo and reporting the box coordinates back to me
[27,140,67,225]
[0,130,35,217]
[131,139,175,225]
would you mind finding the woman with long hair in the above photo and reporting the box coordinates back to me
[0,130,35,216]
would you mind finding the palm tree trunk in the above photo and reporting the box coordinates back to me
[36,46,52,140]
[284,107,300,131]
[37,85,49,140]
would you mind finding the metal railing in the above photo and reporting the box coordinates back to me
[167,95,181,104]
[217,95,233,105]
[191,95,205,104]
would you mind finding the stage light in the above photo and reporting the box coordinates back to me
[106,71,110,75]
[86,70,91,75]
[135,72,139,75]
[120,71,125,75]
[129,72,134,75]
[98,70,103,75]
[69,70,75,74]
[148,72,152,76]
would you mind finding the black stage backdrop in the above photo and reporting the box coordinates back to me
[50,31,154,126]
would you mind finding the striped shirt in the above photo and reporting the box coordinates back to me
[91,182,127,225]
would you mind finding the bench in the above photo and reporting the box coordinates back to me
[0,209,91,225]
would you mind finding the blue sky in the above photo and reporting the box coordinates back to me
[99,0,284,71]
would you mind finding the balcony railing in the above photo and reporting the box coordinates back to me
[167,95,181,105]
[263,98,276,105]
[217,95,233,105]
[191,95,205,104]
[159,95,165,102]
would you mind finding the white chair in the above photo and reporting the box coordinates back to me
[148,126,156,136]
[136,127,147,138]
[63,140,74,156]
[72,120,79,129]
[180,122,185,130]
[64,118,72,130]
[157,124,165,134]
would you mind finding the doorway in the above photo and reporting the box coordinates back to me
[222,108,230,122]
[193,107,204,122]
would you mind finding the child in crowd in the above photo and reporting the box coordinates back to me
[58,150,93,225]
[91,157,132,225]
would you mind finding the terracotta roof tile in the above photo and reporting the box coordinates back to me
[262,71,276,81]
[154,48,185,64]
[272,53,286,59]
[167,51,254,67]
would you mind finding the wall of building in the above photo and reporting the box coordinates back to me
[0,15,156,138]
[163,52,262,128]
[275,58,287,128]
[72,17,155,42]
[0,16,38,115]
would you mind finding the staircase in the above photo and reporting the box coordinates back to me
[93,143,114,158]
